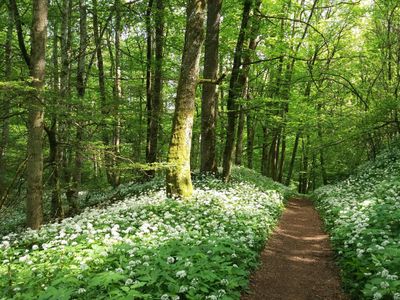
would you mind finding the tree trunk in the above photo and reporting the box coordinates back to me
[222,0,252,182]
[47,123,63,219]
[110,0,122,187]
[48,17,63,219]
[244,0,261,169]
[26,0,48,229]
[145,0,155,177]
[278,128,286,182]
[59,0,72,205]
[246,113,255,169]
[261,126,269,176]
[298,137,309,194]
[317,123,328,185]
[146,0,164,178]
[285,130,300,186]
[235,106,245,165]
[92,0,111,183]
[200,0,221,174]
[0,4,13,198]
[67,0,87,213]
[151,0,164,168]
[166,0,206,198]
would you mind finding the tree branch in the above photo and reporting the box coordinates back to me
[9,0,30,67]
[198,73,226,85]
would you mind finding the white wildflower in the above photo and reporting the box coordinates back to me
[167,256,175,264]
[176,270,187,278]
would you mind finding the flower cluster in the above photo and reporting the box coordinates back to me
[313,146,400,299]
[0,167,287,299]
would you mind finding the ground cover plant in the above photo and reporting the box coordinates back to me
[313,143,400,299]
[0,167,287,300]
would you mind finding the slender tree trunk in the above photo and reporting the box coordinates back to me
[146,0,164,178]
[68,0,87,213]
[166,0,206,198]
[261,126,269,176]
[318,124,328,185]
[285,130,300,186]
[145,0,155,177]
[47,124,62,218]
[60,0,72,207]
[48,18,63,219]
[152,0,164,165]
[26,0,48,229]
[92,0,111,183]
[222,0,252,182]
[298,137,309,194]
[200,0,221,174]
[244,0,261,169]
[235,106,245,165]
[0,4,13,198]
[111,0,122,187]
[246,113,255,169]
[278,128,286,182]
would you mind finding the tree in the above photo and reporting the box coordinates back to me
[166,0,206,198]
[222,0,253,182]
[146,0,164,178]
[0,2,13,198]
[200,0,222,174]
[26,0,48,229]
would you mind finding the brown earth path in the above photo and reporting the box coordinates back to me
[241,198,348,300]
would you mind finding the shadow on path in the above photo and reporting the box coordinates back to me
[241,198,348,300]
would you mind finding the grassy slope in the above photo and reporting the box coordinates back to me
[0,167,290,300]
[313,143,400,299]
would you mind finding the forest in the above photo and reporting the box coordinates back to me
[0,0,399,299]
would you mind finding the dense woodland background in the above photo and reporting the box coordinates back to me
[1,0,400,228]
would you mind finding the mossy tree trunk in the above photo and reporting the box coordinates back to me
[166,0,206,198]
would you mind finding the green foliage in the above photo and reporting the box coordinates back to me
[0,168,287,299]
[312,140,400,299]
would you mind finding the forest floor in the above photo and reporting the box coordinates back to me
[241,198,349,300]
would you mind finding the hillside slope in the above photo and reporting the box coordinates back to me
[0,167,288,300]
[313,143,400,299]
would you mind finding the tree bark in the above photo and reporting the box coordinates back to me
[200,0,221,174]
[222,0,252,182]
[110,0,122,187]
[146,0,164,178]
[261,126,269,176]
[48,16,63,219]
[285,130,300,186]
[246,113,255,169]
[92,0,111,184]
[166,0,206,198]
[145,0,155,176]
[235,106,245,165]
[59,0,72,205]
[67,0,87,213]
[26,0,48,229]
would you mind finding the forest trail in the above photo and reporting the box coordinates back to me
[241,198,348,300]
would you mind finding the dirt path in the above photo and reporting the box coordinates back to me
[241,198,348,300]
